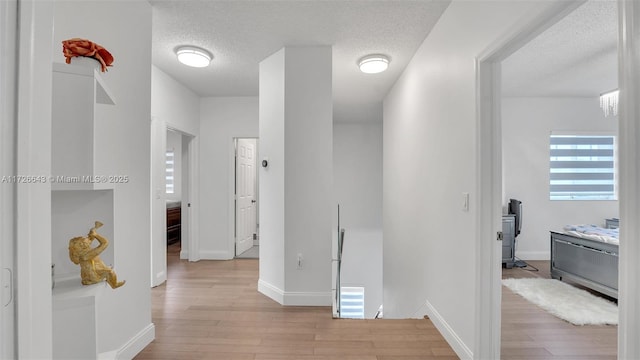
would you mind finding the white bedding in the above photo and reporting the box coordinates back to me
[563,224,619,245]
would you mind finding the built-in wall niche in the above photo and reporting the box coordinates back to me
[52,189,114,285]
[51,61,115,190]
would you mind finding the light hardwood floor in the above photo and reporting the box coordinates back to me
[501,260,617,360]
[135,249,458,360]
[136,251,617,359]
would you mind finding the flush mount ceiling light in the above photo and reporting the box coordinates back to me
[175,46,212,68]
[599,89,619,117]
[358,54,389,74]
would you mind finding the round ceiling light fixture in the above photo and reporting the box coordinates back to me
[358,54,390,74]
[175,46,212,68]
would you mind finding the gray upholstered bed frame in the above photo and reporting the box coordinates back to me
[550,231,618,299]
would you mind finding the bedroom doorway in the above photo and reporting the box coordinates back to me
[499,3,619,354]
[234,138,259,259]
[166,128,196,262]
[476,0,631,357]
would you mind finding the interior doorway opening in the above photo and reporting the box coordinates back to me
[499,1,619,355]
[234,138,259,259]
[475,1,622,357]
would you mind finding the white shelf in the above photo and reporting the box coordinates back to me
[52,61,116,105]
[51,59,118,360]
[51,62,115,189]
[53,277,106,302]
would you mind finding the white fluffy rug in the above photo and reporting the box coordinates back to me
[502,278,618,325]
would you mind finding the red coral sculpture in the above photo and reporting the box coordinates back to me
[62,38,113,72]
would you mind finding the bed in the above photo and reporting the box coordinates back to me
[550,224,619,299]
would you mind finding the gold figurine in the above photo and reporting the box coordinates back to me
[68,221,125,289]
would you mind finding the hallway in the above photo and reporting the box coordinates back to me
[135,253,458,359]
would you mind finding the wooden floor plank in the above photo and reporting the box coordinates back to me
[501,260,617,359]
[136,249,617,359]
[135,248,457,359]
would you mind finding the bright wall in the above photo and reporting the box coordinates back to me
[382,1,561,357]
[502,97,619,259]
[333,122,383,230]
[259,47,333,305]
[53,0,153,355]
[151,65,200,136]
[258,50,286,293]
[199,97,259,259]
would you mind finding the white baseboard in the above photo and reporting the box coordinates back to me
[418,300,473,360]
[516,251,549,260]
[258,279,284,304]
[282,291,332,306]
[179,249,188,260]
[199,250,233,260]
[258,279,332,306]
[114,323,155,360]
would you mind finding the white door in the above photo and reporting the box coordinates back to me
[236,139,257,256]
[0,0,17,357]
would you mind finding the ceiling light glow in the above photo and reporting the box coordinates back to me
[358,54,389,74]
[176,46,212,68]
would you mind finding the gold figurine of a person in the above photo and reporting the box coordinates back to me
[68,221,125,289]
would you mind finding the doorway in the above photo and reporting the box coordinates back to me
[475,0,625,357]
[234,138,259,259]
[165,129,184,258]
[499,2,619,356]
[150,117,198,287]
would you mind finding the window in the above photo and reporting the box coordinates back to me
[549,135,616,200]
[340,286,364,319]
[166,149,175,194]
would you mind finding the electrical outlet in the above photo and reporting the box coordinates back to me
[297,253,303,269]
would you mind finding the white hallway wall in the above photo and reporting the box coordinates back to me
[383,1,563,357]
[199,97,259,259]
[502,97,619,260]
[52,0,153,355]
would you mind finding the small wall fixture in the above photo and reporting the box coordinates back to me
[175,46,212,68]
[358,54,389,74]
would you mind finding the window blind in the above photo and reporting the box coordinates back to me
[549,135,615,200]
[166,149,175,194]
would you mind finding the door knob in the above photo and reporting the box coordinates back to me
[251,200,256,203]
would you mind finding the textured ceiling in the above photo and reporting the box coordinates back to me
[151,0,451,122]
[502,0,618,97]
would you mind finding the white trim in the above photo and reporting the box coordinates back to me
[229,138,237,257]
[475,57,503,360]
[282,291,332,306]
[0,0,17,358]
[422,301,473,360]
[113,323,155,360]
[16,1,54,358]
[258,279,332,306]
[199,250,233,260]
[474,2,585,359]
[258,279,284,304]
[149,116,167,288]
[617,1,640,358]
[188,136,200,262]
